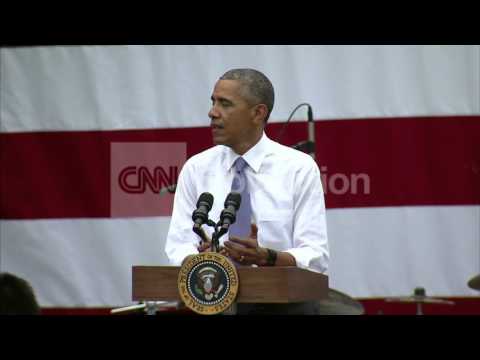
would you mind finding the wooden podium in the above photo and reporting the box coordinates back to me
[132,266,328,303]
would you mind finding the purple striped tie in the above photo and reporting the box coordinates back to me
[229,157,252,238]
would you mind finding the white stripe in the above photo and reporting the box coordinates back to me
[1,217,172,307]
[2,45,479,133]
[327,206,480,298]
[1,206,478,306]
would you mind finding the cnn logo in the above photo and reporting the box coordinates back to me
[118,166,178,194]
[111,142,186,217]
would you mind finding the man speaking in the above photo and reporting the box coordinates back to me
[165,68,329,314]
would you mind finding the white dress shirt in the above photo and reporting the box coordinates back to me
[165,132,329,273]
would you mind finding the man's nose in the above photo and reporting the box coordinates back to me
[208,105,219,119]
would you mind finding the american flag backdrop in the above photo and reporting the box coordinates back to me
[1,45,479,308]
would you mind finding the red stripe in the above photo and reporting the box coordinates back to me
[359,297,480,315]
[1,116,479,219]
[38,297,480,315]
[313,116,480,208]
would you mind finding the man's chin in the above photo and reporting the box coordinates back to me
[212,136,226,146]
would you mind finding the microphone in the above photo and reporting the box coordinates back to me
[282,103,316,159]
[307,105,316,160]
[192,192,214,227]
[217,192,242,237]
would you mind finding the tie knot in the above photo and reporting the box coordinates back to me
[234,157,248,173]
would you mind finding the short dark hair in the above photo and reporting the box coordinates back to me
[0,272,40,315]
[220,68,275,122]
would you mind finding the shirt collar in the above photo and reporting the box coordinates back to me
[223,132,273,173]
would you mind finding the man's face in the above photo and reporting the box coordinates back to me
[208,80,259,150]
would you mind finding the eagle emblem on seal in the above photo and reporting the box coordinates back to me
[194,266,225,301]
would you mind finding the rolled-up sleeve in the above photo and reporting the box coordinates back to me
[284,158,329,274]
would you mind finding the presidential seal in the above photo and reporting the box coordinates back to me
[178,252,239,315]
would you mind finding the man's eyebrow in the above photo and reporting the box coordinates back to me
[211,95,233,103]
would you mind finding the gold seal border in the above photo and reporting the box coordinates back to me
[178,253,239,315]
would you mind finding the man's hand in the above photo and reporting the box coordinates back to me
[223,224,269,266]
[197,234,228,255]
[197,238,212,253]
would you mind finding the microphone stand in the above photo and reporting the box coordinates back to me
[277,103,316,159]
[211,220,231,252]
[307,105,315,160]
[191,212,237,315]
[211,223,220,253]
[193,219,221,252]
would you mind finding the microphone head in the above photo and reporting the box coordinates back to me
[197,192,214,211]
[224,192,241,210]
[307,105,313,122]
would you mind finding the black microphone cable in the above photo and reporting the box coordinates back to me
[276,103,312,143]
[276,103,315,159]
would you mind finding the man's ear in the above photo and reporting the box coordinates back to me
[252,104,268,125]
